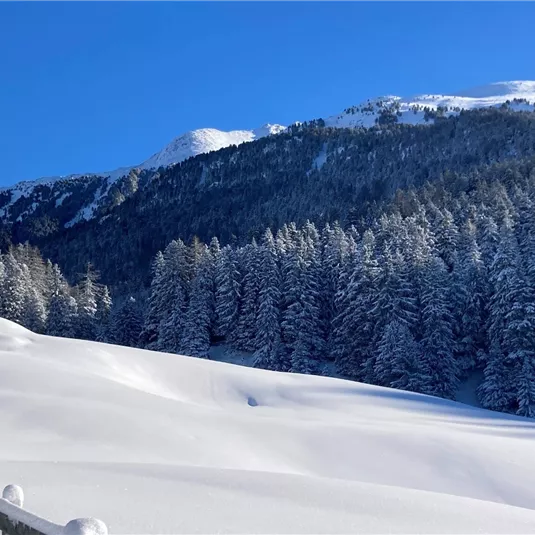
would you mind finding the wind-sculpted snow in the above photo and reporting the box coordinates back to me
[1,318,535,533]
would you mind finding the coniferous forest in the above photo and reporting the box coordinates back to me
[3,108,535,417]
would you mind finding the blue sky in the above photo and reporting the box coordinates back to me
[1,2,534,185]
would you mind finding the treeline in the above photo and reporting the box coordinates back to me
[139,158,535,417]
[0,244,142,346]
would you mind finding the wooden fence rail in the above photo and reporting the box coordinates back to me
[0,485,107,535]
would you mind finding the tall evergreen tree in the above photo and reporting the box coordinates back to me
[373,320,426,391]
[46,264,77,338]
[0,253,27,324]
[419,256,459,399]
[139,251,166,349]
[253,229,285,371]
[182,251,215,358]
[110,297,143,348]
[214,246,241,345]
[75,263,99,341]
[235,243,261,352]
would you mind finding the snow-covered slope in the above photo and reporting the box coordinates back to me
[2,318,535,534]
[0,123,285,225]
[325,80,535,128]
[140,124,285,170]
[0,124,285,195]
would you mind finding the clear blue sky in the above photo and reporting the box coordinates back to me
[1,2,534,185]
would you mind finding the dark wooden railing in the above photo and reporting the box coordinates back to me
[0,485,107,535]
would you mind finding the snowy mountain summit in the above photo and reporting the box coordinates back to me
[325,80,535,129]
[140,124,286,170]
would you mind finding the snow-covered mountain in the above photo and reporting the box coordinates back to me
[1,80,534,229]
[140,124,286,170]
[0,124,286,194]
[4,81,535,192]
[2,317,535,533]
[325,80,535,128]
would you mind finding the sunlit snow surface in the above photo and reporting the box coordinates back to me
[1,319,535,534]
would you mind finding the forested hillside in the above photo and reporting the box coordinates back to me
[137,157,535,417]
[4,107,535,290]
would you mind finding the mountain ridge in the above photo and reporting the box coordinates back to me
[3,80,534,193]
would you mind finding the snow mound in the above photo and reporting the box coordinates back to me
[1,319,535,533]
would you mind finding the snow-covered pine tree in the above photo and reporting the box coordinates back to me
[182,249,216,358]
[366,245,418,383]
[157,240,189,353]
[333,230,379,380]
[419,256,459,399]
[95,285,112,342]
[110,297,143,348]
[46,264,77,338]
[214,245,241,346]
[321,222,351,352]
[139,251,166,349]
[22,285,47,334]
[280,235,305,359]
[75,263,99,341]
[290,239,324,374]
[434,207,459,269]
[477,213,500,269]
[477,342,509,412]
[516,356,535,418]
[515,192,535,289]
[373,320,425,391]
[451,220,486,374]
[0,253,27,324]
[234,242,261,352]
[253,229,285,371]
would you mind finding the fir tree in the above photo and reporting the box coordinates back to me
[373,320,425,391]
[139,251,166,348]
[234,243,261,352]
[46,264,77,338]
[75,263,99,341]
[111,297,143,348]
[182,251,215,358]
[214,246,241,345]
[420,256,459,399]
[0,253,27,324]
[253,229,284,371]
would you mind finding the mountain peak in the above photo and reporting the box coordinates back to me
[325,80,535,129]
[139,124,286,171]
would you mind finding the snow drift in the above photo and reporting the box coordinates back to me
[1,318,535,533]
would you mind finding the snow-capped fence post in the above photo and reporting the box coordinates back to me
[2,486,23,508]
[64,519,108,535]
[0,484,108,535]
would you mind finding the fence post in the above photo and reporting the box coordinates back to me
[64,518,108,535]
[2,486,23,508]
